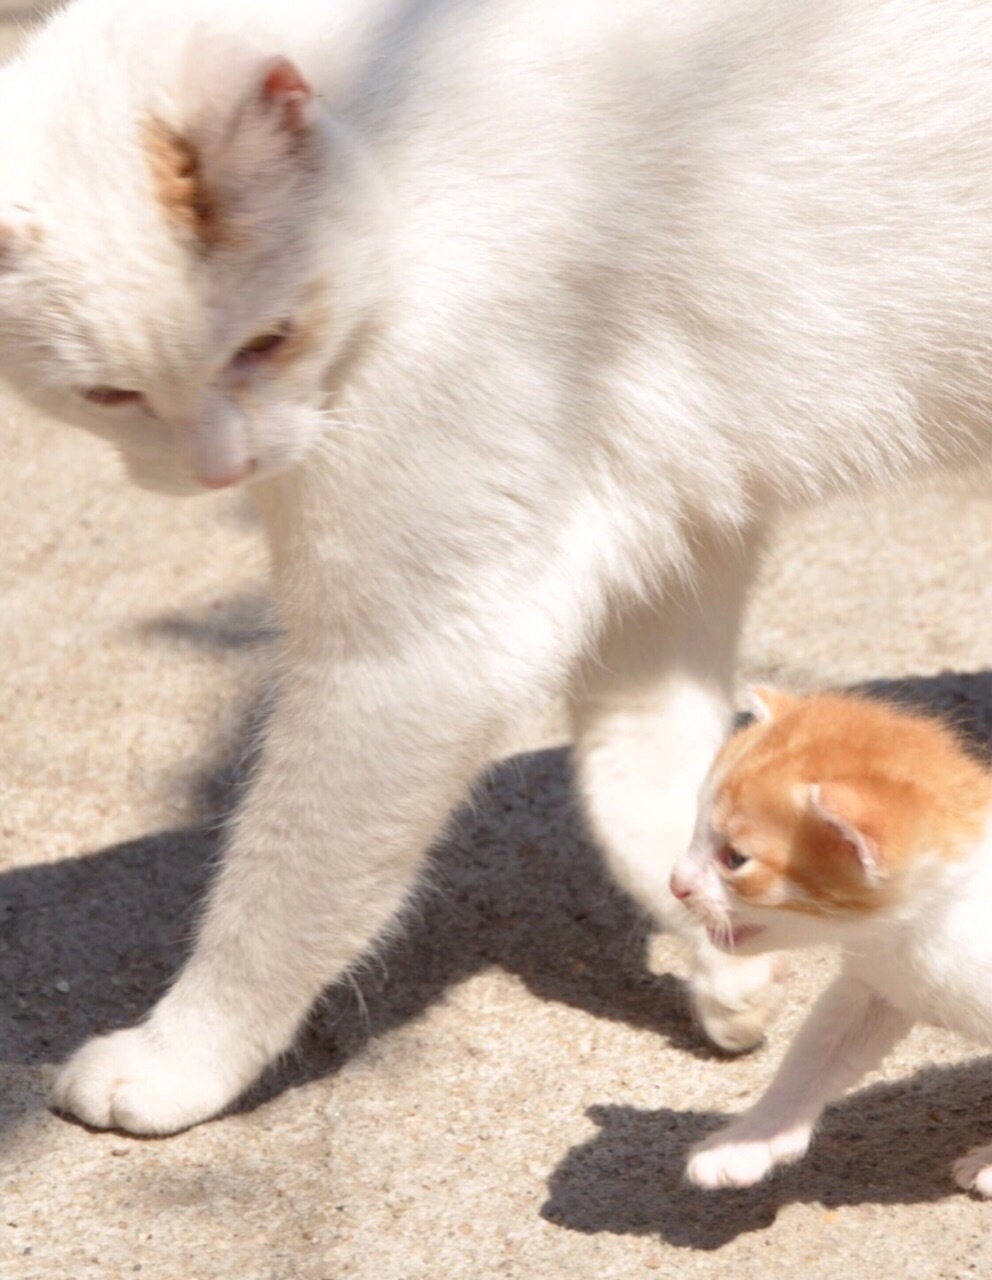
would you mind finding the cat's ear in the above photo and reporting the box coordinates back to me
[178,30,320,134]
[807,783,880,880]
[743,686,795,724]
[149,46,322,249]
[192,54,317,138]
[256,57,318,133]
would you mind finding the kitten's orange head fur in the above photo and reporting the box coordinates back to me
[672,689,992,952]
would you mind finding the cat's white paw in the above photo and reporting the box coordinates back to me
[690,950,790,1054]
[50,1025,240,1135]
[686,1121,811,1190]
[953,1145,992,1197]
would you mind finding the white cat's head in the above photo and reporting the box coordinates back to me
[0,23,384,494]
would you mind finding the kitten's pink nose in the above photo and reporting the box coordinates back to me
[198,459,255,490]
[669,871,695,902]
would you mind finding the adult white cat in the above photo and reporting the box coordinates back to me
[2,0,990,1134]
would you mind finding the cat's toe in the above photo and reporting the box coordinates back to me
[953,1146,992,1197]
[686,1136,779,1189]
[686,1120,811,1190]
[690,951,790,1054]
[50,1026,236,1135]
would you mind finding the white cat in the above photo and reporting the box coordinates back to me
[3,0,992,1134]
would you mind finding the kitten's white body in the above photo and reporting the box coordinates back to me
[851,837,992,1042]
[683,814,992,1194]
[5,0,992,1131]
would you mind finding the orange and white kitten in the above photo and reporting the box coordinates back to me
[671,689,992,1196]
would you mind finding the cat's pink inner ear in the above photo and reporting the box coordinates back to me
[807,783,879,879]
[261,57,316,132]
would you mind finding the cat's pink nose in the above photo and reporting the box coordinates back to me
[669,871,695,902]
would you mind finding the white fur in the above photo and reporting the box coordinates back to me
[2,0,992,1131]
[678,794,992,1194]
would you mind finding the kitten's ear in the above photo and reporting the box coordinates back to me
[743,686,795,724]
[807,783,880,879]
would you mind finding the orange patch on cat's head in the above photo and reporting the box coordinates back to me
[708,691,992,918]
[142,118,222,249]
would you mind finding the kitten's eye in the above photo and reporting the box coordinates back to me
[83,386,143,407]
[717,844,750,872]
[234,328,291,366]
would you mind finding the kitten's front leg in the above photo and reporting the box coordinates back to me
[50,629,552,1134]
[687,975,912,1189]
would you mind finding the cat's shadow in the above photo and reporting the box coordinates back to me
[6,656,992,1234]
[0,738,705,1093]
[541,1056,992,1248]
[2,585,714,1083]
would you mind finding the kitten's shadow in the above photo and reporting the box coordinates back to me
[542,1056,992,1248]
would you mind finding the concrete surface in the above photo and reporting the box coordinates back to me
[6,5,992,1278]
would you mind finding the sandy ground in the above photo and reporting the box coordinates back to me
[7,5,992,1278]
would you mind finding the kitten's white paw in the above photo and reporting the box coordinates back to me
[686,1121,811,1190]
[690,951,790,1054]
[50,1025,240,1135]
[953,1145,992,1197]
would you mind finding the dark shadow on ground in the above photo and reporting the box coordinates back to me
[3,666,992,1153]
[0,745,698,1095]
[541,1057,992,1249]
[139,592,278,653]
[857,670,992,762]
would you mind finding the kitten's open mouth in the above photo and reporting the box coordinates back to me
[706,923,766,950]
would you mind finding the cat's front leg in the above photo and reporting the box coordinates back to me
[687,975,912,1189]
[50,621,560,1134]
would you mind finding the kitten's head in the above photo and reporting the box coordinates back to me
[671,689,990,954]
[0,18,384,494]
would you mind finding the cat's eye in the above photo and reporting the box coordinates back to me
[717,844,750,872]
[234,327,292,366]
[83,386,143,407]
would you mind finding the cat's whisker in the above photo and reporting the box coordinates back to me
[319,402,399,427]
[310,425,372,460]
[319,414,380,433]
[313,410,393,455]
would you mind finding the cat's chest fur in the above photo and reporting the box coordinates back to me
[846,832,992,1042]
